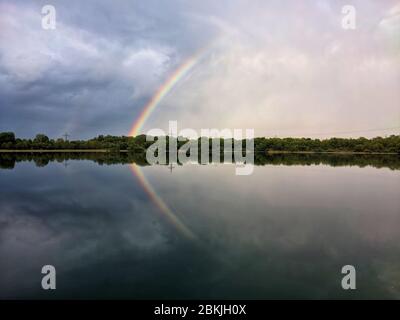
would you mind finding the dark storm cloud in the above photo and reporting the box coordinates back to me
[0,0,218,138]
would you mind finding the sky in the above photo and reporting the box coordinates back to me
[0,0,399,139]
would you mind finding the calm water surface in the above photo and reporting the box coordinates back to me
[0,153,399,299]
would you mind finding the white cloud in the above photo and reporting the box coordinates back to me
[141,1,400,138]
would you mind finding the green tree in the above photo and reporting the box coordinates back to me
[0,132,16,148]
[34,134,50,144]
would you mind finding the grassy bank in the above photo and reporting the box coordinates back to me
[0,149,112,153]
[265,150,398,155]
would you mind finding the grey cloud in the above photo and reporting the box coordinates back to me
[0,0,399,139]
[0,0,212,138]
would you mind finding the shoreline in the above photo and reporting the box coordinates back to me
[0,149,112,153]
[0,150,398,155]
[265,150,398,155]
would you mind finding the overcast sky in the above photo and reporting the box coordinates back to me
[0,0,399,139]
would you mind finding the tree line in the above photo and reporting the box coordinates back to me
[0,132,399,153]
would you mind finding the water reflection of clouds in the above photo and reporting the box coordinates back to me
[0,161,399,299]
[144,164,400,298]
[0,164,171,298]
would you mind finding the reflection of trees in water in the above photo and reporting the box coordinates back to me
[0,153,16,169]
[0,152,149,169]
[254,153,400,170]
[0,152,399,170]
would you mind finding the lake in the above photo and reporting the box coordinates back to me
[0,153,399,299]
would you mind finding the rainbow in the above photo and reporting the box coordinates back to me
[127,47,212,241]
[128,51,205,136]
[129,55,199,136]
[129,164,196,240]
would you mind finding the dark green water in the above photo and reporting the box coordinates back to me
[0,153,399,299]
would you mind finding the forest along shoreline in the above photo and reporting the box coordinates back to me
[0,132,399,154]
